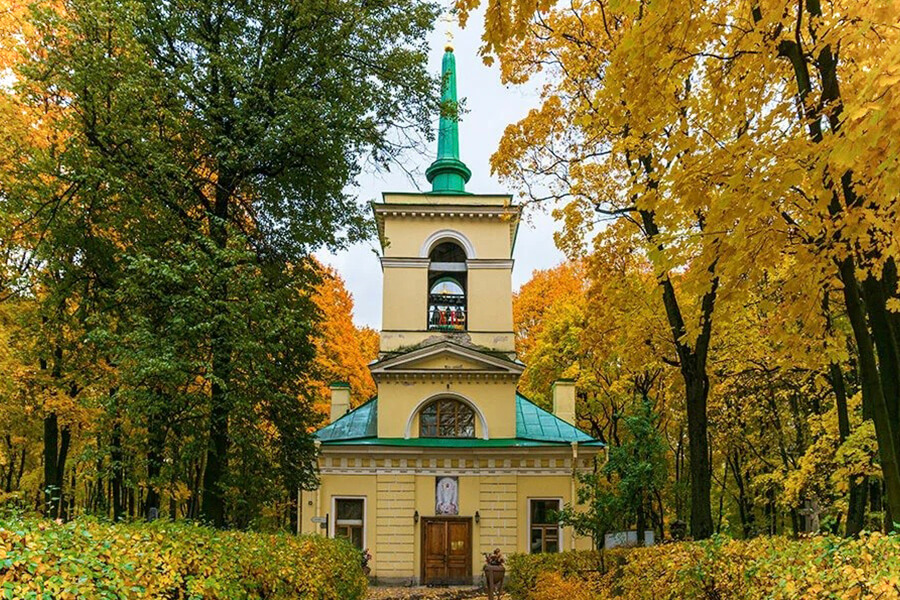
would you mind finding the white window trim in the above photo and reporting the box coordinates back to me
[527,497,563,554]
[419,229,476,259]
[331,496,367,550]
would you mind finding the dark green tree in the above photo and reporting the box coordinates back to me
[560,400,668,548]
[4,0,439,526]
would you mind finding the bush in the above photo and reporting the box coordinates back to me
[0,516,367,600]
[511,534,900,600]
[506,550,613,600]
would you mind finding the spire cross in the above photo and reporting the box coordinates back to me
[440,12,455,49]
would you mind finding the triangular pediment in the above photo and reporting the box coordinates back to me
[370,340,524,378]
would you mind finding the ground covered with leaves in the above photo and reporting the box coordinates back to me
[366,585,488,600]
[0,516,367,600]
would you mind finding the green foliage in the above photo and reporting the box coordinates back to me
[0,516,367,599]
[558,401,668,546]
[512,534,900,600]
[0,0,439,526]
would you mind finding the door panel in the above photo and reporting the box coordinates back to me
[423,520,448,582]
[421,518,472,584]
[446,521,470,581]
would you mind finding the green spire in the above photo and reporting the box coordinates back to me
[426,46,471,194]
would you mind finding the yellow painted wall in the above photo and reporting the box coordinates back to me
[375,475,417,577]
[302,464,596,582]
[381,218,513,259]
[382,266,428,332]
[479,475,517,555]
[467,268,514,333]
[375,379,518,439]
[402,353,494,371]
[380,331,515,353]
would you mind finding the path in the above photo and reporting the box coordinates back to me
[366,585,491,600]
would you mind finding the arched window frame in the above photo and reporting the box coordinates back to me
[404,393,490,440]
[419,229,476,259]
[426,236,469,332]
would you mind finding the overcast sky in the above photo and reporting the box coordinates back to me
[316,8,565,329]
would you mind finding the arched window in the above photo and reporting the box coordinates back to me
[419,398,476,438]
[428,241,467,331]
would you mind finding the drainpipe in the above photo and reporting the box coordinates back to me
[314,440,322,536]
[570,441,578,550]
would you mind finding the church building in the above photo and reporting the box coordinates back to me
[300,46,603,585]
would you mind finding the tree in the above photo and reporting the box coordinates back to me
[460,0,900,536]
[1,0,439,526]
[561,400,668,548]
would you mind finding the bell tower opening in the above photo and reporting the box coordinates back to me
[428,241,467,331]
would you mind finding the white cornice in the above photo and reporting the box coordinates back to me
[369,340,525,379]
[380,257,430,269]
[466,259,514,270]
[373,204,520,219]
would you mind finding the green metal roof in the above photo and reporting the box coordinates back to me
[314,394,602,447]
[515,393,596,443]
[316,398,377,442]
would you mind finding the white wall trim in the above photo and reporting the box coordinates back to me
[404,392,490,440]
[466,259,514,269]
[527,497,564,554]
[419,229,477,259]
[330,495,367,550]
[380,257,431,269]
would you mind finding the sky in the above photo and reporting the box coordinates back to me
[315,8,566,329]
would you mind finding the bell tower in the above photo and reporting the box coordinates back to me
[374,46,521,356]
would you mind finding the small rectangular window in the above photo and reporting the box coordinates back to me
[334,498,364,549]
[529,499,561,554]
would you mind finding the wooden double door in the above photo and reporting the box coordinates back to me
[421,517,472,584]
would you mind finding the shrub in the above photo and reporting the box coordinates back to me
[506,550,612,600]
[0,516,367,600]
[512,534,900,600]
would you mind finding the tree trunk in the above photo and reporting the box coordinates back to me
[760,0,900,525]
[638,207,717,540]
[42,412,70,519]
[837,259,900,523]
[829,361,867,535]
[201,170,235,528]
[111,420,124,522]
[684,371,713,539]
[635,493,647,546]
[145,413,166,520]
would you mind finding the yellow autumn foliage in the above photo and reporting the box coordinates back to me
[0,516,367,600]
[514,534,900,600]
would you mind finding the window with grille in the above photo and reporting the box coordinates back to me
[419,398,476,438]
[529,499,561,553]
[334,498,364,549]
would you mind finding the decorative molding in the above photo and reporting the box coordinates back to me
[419,229,477,259]
[380,257,430,269]
[370,340,525,378]
[320,467,578,476]
[316,452,601,476]
[466,259,514,270]
[372,372,520,382]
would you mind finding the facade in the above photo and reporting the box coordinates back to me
[299,46,603,584]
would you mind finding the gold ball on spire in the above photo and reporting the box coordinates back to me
[445,44,454,52]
